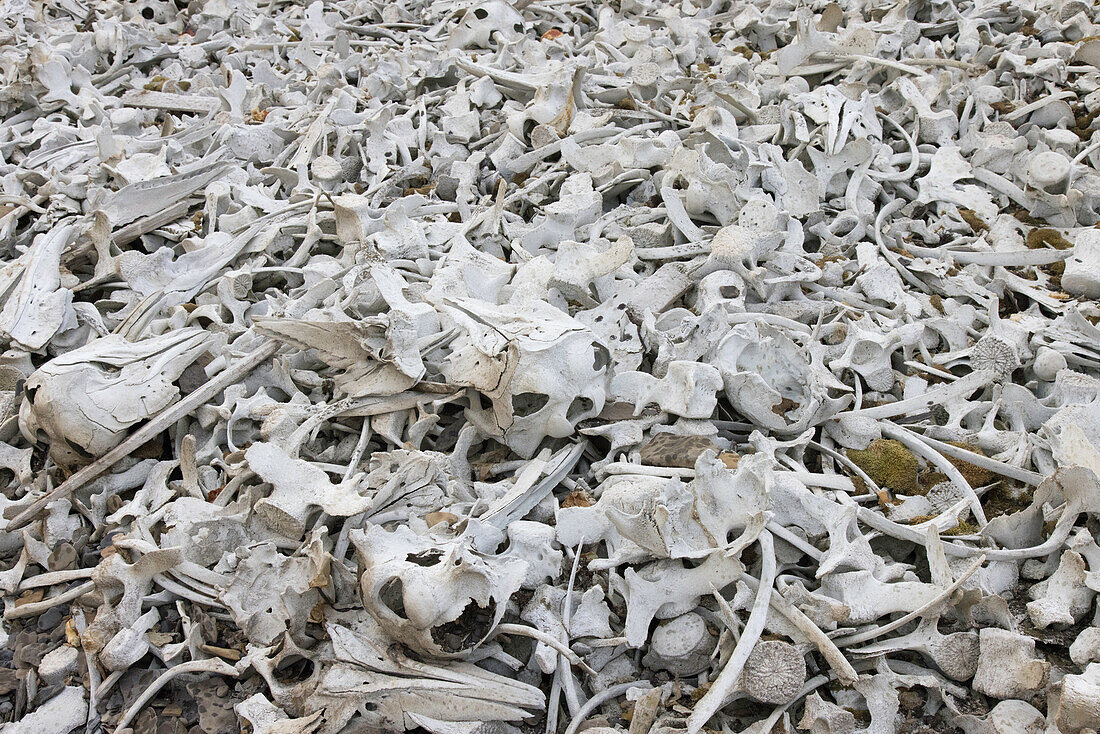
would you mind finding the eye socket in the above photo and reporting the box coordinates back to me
[431,599,496,653]
[514,23,524,33]
[514,392,550,417]
[568,396,594,421]
[379,577,407,619]
[273,657,315,684]
[406,550,443,567]
[473,7,488,19]
[592,344,610,372]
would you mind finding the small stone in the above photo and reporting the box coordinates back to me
[14,639,48,668]
[158,718,188,734]
[134,708,159,734]
[639,433,716,468]
[0,667,19,695]
[560,490,594,508]
[718,452,740,469]
[47,542,78,572]
[424,511,459,527]
[34,683,66,706]
[15,588,45,607]
[36,607,64,634]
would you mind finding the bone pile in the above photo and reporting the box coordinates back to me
[3,0,1100,732]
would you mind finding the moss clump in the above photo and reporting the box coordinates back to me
[920,470,949,493]
[847,439,920,495]
[1026,228,1073,250]
[1042,260,1065,290]
[945,442,996,488]
[904,515,976,535]
[982,482,1035,519]
[1011,208,1046,226]
[943,519,980,536]
[958,208,989,233]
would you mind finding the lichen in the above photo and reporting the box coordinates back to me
[847,439,920,495]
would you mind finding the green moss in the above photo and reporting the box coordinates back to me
[943,519,979,536]
[920,470,949,493]
[847,439,920,495]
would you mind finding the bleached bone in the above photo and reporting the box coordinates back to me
[20,328,211,466]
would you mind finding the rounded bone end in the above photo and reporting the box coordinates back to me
[1070,627,1100,667]
[738,640,807,705]
[1034,346,1067,382]
[1027,151,1071,191]
[1057,664,1100,734]
[973,628,1050,700]
[971,335,1019,382]
[983,700,1046,734]
[641,612,715,676]
[933,631,980,681]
